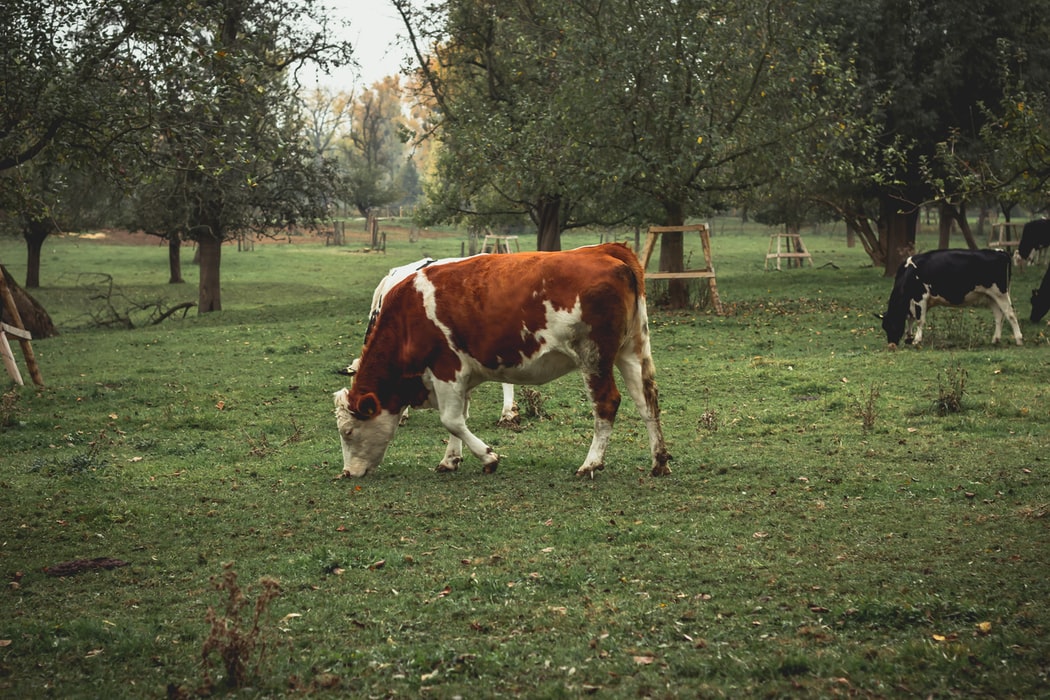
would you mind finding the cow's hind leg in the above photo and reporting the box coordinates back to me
[576,369,619,478]
[616,351,671,476]
[497,383,520,428]
[994,292,1024,345]
[989,301,1005,344]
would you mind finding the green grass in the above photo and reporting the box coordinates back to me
[1,221,1048,698]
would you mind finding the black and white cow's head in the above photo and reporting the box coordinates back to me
[881,259,921,347]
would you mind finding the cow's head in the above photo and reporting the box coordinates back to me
[882,262,919,346]
[333,387,401,477]
[1032,288,1050,323]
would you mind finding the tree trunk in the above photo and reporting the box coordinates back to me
[880,196,918,276]
[950,202,980,250]
[197,235,223,313]
[660,202,689,309]
[535,195,562,251]
[168,235,184,284]
[938,202,954,249]
[22,218,55,288]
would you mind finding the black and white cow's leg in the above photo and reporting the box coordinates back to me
[616,351,671,477]
[989,299,1005,344]
[992,292,1024,345]
[908,298,927,345]
[432,382,499,473]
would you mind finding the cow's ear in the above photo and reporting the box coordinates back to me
[354,392,380,419]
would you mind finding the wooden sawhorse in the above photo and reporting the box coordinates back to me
[765,232,813,270]
[638,224,724,314]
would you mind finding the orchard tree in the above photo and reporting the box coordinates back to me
[398,0,636,251]
[125,0,351,312]
[0,0,157,285]
[400,0,861,297]
[816,0,1050,274]
[581,0,861,305]
[339,76,410,217]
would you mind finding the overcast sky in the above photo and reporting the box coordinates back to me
[308,2,411,92]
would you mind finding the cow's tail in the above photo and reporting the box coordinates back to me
[600,242,646,303]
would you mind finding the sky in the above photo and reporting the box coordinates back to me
[310,2,411,92]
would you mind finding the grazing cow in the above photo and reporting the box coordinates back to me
[334,243,671,479]
[881,249,1023,348]
[349,257,519,426]
[1031,264,1050,322]
[1016,219,1050,264]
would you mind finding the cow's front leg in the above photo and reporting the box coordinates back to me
[434,383,499,473]
[436,435,463,472]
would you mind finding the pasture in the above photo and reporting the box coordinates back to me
[1,220,1048,698]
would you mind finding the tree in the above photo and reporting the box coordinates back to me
[339,77,410,217]
[1,1,158,285]
[399,0,635,251]
[584,0,861,305]
[120,0,351,313]
[816,0,1050,274]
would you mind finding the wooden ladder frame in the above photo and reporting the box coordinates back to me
[765,232,813,271]
[638,224,724,314]
[0,270,44,387]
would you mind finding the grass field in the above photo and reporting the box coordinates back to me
[1,220,1048,698]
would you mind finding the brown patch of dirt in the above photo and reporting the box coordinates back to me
[62,228,332,246]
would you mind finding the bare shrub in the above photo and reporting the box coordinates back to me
[200,563,282,691]
[860,383,880,432]
[519,387,548,419]
[936,365,967,416]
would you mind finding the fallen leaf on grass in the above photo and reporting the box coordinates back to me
[85,649,104,658]
[0,640,11,647]
[633,655,656,664]
[976,621,992,635]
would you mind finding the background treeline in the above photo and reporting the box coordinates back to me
[4,0,1050,311]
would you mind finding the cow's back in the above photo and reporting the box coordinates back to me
[416,244,643,371]
[912,249,1012,303]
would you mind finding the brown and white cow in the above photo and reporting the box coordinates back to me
[333,243,671,479]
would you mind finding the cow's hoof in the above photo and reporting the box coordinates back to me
[497,415,521,430]
[886,342,897,351]
[481,450,500,474]
[575,463,604,479]
[651,453,672,476]
[436,457,462,473]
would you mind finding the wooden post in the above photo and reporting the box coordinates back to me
[0,272,44,386]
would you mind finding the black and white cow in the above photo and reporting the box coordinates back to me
[1016,219,1050,264]
[349,258,520,426]
[1031,264,1050,322]
[881,249,1023,348]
